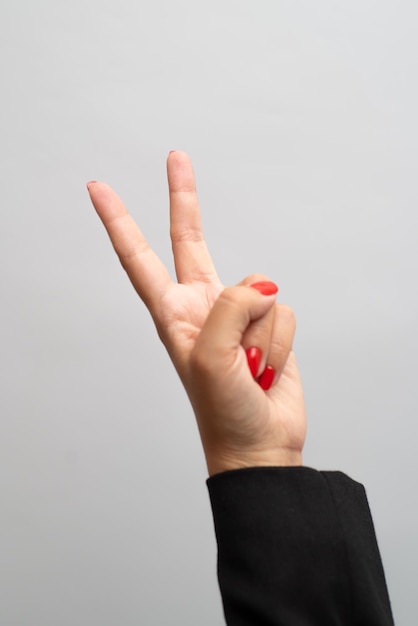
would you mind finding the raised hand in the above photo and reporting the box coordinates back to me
[87,151,306,475]
[88,152,223,377]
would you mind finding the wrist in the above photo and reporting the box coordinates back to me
[205,448,303,477]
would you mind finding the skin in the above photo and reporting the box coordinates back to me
[87,151,306,476]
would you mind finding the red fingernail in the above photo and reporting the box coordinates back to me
[250,281,279,296]
[246,347,262,378]
[258,365,275,390]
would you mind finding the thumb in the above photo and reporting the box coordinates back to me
[191,284,277,373]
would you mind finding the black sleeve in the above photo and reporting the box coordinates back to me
[207,467,394,626]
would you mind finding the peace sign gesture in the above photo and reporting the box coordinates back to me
[88,151,306,475]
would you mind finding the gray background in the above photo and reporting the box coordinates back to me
[1,1,416,624]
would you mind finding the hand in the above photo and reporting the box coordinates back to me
[87,151,306,475]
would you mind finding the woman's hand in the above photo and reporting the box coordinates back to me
[87,151,306,475]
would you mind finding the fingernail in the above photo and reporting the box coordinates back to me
[86,180,97,190]
[258,365,275,391]
[250,281,279,296]
[246,347,262,378]
[169,150,176,154]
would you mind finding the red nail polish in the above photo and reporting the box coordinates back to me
[258,365,275,390]
[250,281,279,296]
[246,347,262,378]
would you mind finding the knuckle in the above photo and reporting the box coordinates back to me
[117,239,149,270]
[170,225,203,244]
[218,286,240,304]
[242,273,271,285]
[277,304,296,326]
[217,287,249,314]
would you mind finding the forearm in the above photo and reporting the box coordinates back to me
[208,467,394,626]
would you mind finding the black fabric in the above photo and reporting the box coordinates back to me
[207,467,394,626]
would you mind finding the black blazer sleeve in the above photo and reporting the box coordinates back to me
[207,467,394,626]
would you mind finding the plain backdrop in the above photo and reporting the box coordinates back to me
[1,1,417,624]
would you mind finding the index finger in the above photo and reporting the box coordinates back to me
[87,181,172,311]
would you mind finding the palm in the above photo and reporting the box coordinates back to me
[158,282,223,368]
